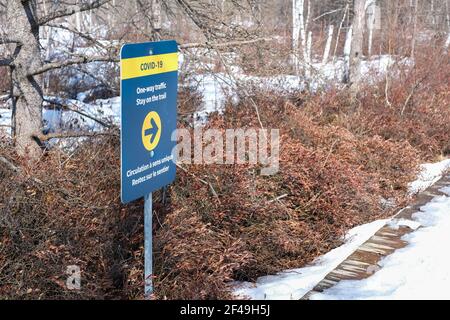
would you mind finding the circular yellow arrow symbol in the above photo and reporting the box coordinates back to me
[141,111,162,151]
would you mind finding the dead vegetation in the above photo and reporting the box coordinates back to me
[0,47,449,300]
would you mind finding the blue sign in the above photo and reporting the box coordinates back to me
[120,40,178,203]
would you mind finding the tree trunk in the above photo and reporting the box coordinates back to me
[349,0,366,91]
[7,0,43,160]
[411,0,418,59]
[344,25,353,83]
[292,0,311,77]
[322,25,334,64]
[292,0,302,73]
[367,1,377,57]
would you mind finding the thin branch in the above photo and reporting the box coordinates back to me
[43,97,112,128]
[35,130,118,142]
[313,8,344,22]
[0,58,12,66]
[46,23,108,49]
[215,49,265,130]
[175,0,211,37]
[333,4,349,62]
[38,0,112,26]
[400,79,424,116]
[0,38,20,45]
[179,37,275,50]
[29,55,118,76]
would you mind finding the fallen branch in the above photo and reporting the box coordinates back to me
[268,194,288,203]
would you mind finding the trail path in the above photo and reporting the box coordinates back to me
[303,170,450,300]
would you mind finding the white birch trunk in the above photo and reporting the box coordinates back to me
[333,4,349,62]
[344,25,353,83]
[302,0,311,77]
[322,25,334,64]
[292,0,312,76]
[366,1,377,57]
[431,0,436,26]
[292,0,302,73]
[306,31,312,77]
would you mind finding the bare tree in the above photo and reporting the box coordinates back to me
[292,0,311,76]
[366,0,377,57]
[0,0,113,161]
[349,0,366,91]
[322,24,334,64]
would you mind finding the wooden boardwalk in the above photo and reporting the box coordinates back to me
[301,170,450,300]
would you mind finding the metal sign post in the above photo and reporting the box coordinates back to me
[120,40,178,299]
[144,193,152,297]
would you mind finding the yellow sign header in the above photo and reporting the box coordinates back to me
[121,52,178,80]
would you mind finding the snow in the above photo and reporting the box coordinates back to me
[0,107,11,136]
[0,96,120,146]
[1,50,411,132]
[190,55,409,123]
[445,33,450,49]
[233,158,450,300]
[387,218,421,231]
[408,159,450,194]
[310,186,450,300]
[189,73,237,123]
[44,96,120,132]
[233,219,388,300]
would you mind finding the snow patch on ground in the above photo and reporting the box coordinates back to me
[387,218,421,231]
[0,108,11,136]
[408,159,450,194]
[45,96,121,131]
[233,219,388,300]
[310,188,450,300]
[191,55,409,123]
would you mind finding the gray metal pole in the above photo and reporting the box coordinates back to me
[144,193,153,298]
